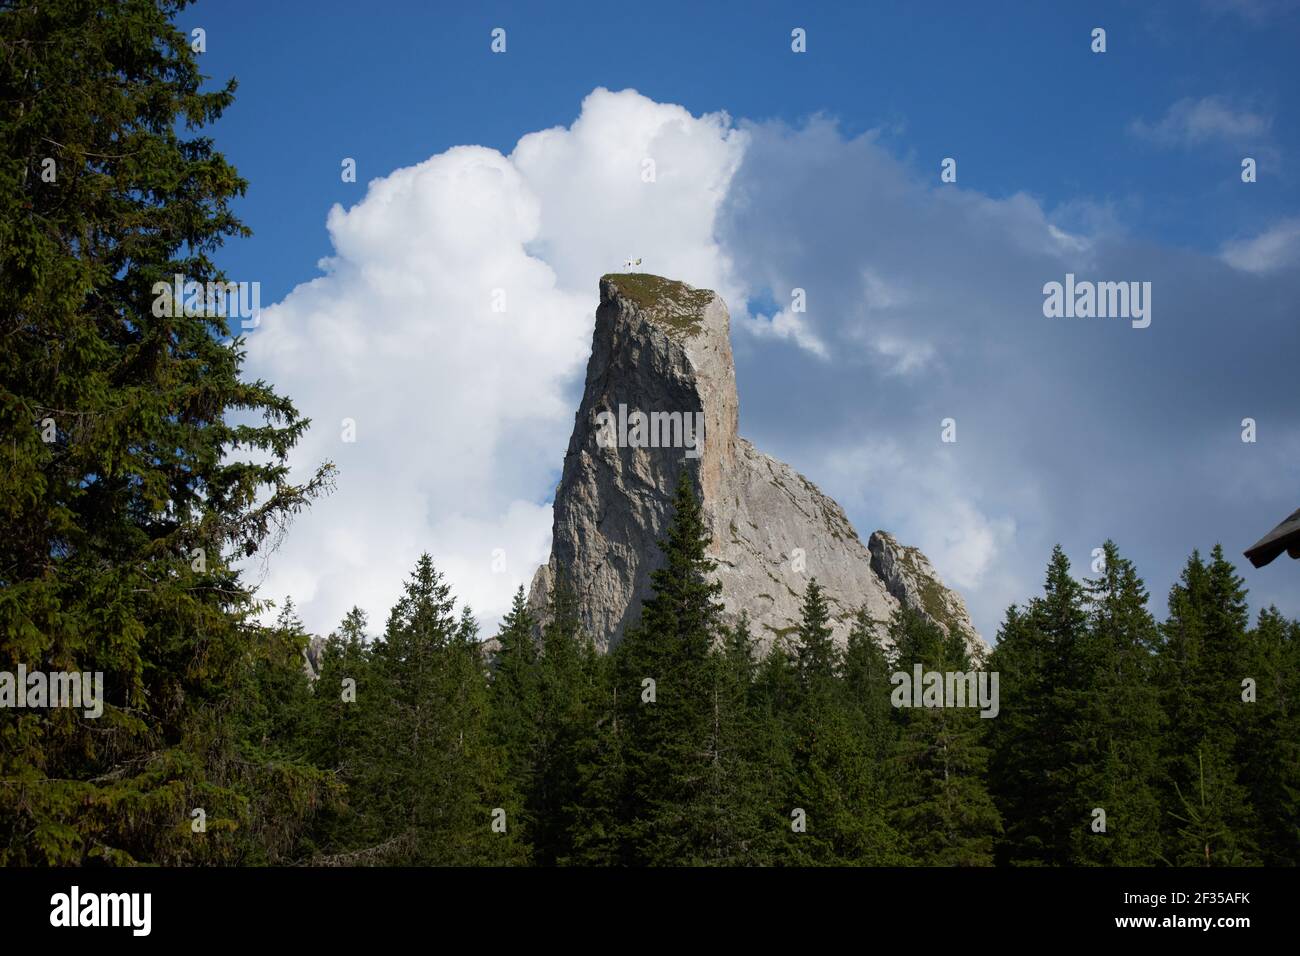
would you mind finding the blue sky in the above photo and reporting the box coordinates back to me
[190,0,1300,288]
[187,0,1300,640]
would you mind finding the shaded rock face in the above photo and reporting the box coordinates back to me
[869,531,983,659]
[529,274,984,655]
[302,636,327,681]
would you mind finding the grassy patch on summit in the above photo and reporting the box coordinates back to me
[604,273,715,337]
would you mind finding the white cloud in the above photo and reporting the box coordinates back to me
[511,89,747,300]
[1129,95,1272,147]
[710,114,1157,640]
[820,440,1018,590]
[848,269,938,375]
[869,334,936,376]
[1221,217,1300,274]
[859,267,908,311]
[243,88,745,638]
[240,86,1300,649]
[738,307,829,358]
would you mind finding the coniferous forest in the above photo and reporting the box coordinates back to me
[4,459,1298,866]
[2,2,1298,870]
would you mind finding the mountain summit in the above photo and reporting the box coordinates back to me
[528,274,983,654]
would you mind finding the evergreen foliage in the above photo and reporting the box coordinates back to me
[889,606,1001,865]
[0,0,333,865]
[3,0,1296,871]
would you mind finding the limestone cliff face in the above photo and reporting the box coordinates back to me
[528,274,984,655]
[301,635,326,681]
[869,530,983,660]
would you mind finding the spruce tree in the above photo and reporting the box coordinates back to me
[987,604,1050,865]
[842,608,896,766]
[488,586,542,852]
[748,634,800,863]
[699,612,769,863]
[304,606,369,856]
[308,606,369,773]
[237,599,316,758]
[889,606,1001,865]
[1239,607,1300,865]
[223,599,340,864]
[0,0,333,865]
[1156,547,1258,865]
[446,604,527,865]
[533,576,595,864]
[351,555,523,865]
[794,579,838,690]
[988,547,1087,866]
[561,643,627,866]
[614,469,725,864]
[782,580,902,865]
[1068,541,1163,865]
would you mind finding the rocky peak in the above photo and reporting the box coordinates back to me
[528,274,984,656]
[868,530,983,658]
[301,635,327,681]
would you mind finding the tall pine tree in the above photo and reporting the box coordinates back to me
[488,586,542,853]
[1239,606,1300,865]
[1068,541,1163,865]
[346,555,524,865]
[890,606,1001,865]
[783,580,902,865]
[614,469,726,864]
[0,0,333,865]
[988,547,1086,866]
[1156,547,1258,865]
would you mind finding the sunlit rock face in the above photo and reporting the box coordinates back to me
[529,274,983,656]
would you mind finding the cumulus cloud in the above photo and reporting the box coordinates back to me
[1221,217,1300,273]
[716,111,1300,639]
[1129,95,1272,147]
[511,90,747,299]
[739,306,829,358]
[243,88,1300,645]
[868,334,936,376]
[243,89,745,638]
[821,439,1017,593]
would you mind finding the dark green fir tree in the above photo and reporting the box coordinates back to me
[988,546,1086,866]
[1156,547,1258,865]
[613,469,725,865]
[784,580,902,865]
[890,606,1001,865]
[0,0,333,865]
[1068,541,1164,866]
